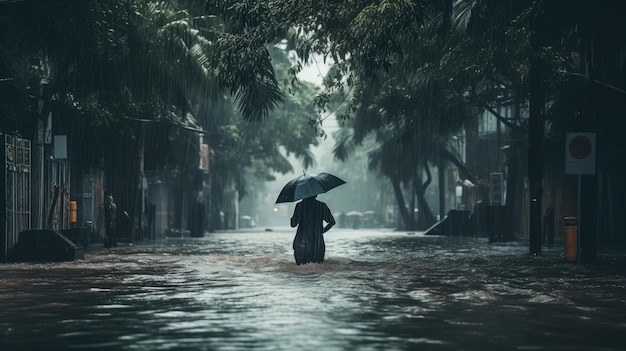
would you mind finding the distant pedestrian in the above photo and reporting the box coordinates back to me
[102,192,117,248]
[290,195,336,265]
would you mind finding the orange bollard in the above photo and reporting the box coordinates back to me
[564,216,577,261]
[70,201,77,224]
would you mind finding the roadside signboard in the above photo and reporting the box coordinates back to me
[565,132,596,175]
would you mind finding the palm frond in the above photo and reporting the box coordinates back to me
[452,0,479,33]
[332,129,355,162]
[233,49,284,121]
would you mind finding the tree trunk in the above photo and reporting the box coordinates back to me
[391,177,412,230]
[528,57,544,254]
[505,139,524,241]
[438,155,446,221]
[415,164,436,230]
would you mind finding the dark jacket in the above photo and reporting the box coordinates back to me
[290,197,335,264]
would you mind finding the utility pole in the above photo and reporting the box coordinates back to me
[528,11,545,256]
[579,1,597,263]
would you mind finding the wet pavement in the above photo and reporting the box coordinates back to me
[1,227,625,350]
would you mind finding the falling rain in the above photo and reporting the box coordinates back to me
[1,1,626,350]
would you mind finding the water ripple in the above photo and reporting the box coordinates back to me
[1,229,625,350]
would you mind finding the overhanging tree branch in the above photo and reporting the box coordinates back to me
[482,104,527,134]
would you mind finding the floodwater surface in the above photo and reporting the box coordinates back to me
[1,228,625,350]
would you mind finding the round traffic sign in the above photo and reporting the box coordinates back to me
[569,135,592,160]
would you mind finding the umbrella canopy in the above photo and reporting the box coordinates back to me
[346,211,363,217]
[275,172,346,203]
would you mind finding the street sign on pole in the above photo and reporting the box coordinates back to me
[565,132,596,175]
[53,135,67,159]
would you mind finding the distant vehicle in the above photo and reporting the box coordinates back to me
[240,215,256,228]
[362,211,383,228]
[345,211,363,229]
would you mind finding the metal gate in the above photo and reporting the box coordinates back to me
[2,134,31,261]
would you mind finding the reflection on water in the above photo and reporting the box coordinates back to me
[1,228,625,350]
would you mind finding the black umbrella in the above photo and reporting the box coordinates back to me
[275,172,346,203]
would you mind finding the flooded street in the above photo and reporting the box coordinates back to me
[1,228,625,350]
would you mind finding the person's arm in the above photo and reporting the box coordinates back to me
[322,222,334,234]
[290,204,300,228]
[322,204,335,233]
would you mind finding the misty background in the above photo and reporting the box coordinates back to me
[239,59,391,229]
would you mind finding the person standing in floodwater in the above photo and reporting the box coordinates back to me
[102,192,118,248]
[290,195,336,265]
